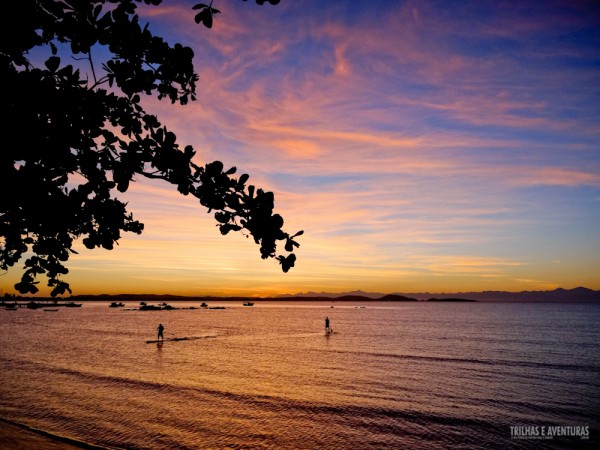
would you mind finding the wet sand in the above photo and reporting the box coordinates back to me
[0,419,94,449]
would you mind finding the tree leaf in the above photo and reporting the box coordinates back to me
[45,56,60,72]
[202,10,213,28]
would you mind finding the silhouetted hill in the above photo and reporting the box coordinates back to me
[379,294,418,302]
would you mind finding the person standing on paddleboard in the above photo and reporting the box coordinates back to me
[325,317,331,334]
[157,323,165,342]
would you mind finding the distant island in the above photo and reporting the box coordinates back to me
[4,287,599,303]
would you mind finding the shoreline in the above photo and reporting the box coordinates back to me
[0,418,106,450]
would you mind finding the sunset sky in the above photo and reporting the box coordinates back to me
[3,0,600,297]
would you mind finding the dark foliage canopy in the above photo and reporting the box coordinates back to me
[0,0,300,297]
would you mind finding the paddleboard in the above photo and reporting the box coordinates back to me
[145,335,215,344]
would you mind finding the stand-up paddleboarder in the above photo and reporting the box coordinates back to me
[157,323,165,342]
[325,317,331,334]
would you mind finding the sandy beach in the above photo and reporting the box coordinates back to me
[0,419,91,449]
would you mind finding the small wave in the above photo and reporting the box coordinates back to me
[0,416,113,450]
[325,348,599,373]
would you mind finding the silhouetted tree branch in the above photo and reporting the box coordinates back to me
[0,0,300,297]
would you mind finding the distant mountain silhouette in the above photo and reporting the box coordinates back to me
[280,287,600,302]
[404,287,600,302]
[334,295,375,301]
[10,287,598,303]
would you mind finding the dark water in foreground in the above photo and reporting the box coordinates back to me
[1,301,598,449]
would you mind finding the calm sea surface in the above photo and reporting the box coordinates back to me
[1,301,598,449]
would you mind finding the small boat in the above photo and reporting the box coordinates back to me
[109,302,125,308]
[200,303,208,308]
[5,306,17,311]
[64,302,82,307]
[243,302,254,306]
[44,308,59,312]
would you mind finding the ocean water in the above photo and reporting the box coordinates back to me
[0,301,598,449]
